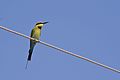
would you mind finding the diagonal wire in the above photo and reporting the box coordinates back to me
[0,25,120,74]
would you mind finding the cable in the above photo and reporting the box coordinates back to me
[0,25,120,74]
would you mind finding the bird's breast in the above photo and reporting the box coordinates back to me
[33,29,40,40]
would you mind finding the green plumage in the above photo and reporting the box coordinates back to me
[28,27,41,61]
[27,22,48,61]
[26,22,48,69]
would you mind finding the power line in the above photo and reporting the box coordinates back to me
[0,25,120,74]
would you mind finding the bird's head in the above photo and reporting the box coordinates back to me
[35,22,48,29]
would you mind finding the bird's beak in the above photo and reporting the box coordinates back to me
[43,22,48,24]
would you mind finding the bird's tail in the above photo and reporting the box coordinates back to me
[28,47,34,61]
[25,46,35,69]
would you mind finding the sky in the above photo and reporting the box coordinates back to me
[0,0,120,79]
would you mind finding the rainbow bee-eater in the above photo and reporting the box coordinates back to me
[26,21,48,68]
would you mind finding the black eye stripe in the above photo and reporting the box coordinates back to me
[38,27,42,29]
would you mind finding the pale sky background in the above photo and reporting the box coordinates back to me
[0,0,120,79]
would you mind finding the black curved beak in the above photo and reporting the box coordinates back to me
[43,22,48,24]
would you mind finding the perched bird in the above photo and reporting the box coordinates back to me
[26,21,48,69]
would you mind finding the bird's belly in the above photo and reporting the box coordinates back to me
[33,30,40,40]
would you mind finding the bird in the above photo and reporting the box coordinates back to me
[26,21,48,69]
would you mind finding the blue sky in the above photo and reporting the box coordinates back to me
[0,0,120,79]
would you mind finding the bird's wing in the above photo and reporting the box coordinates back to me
[30,28,36,48]
[30,28,35,37]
